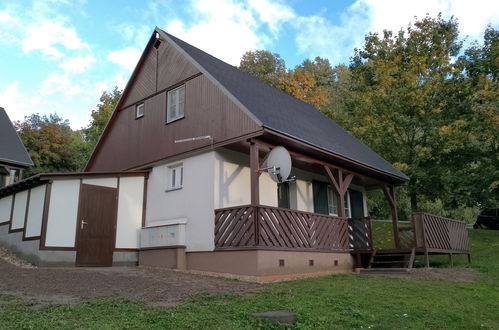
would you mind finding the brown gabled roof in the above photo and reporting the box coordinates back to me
[0,107,33,168]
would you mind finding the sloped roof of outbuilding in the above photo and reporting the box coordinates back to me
[0,107,33,167]
[157,29,408,181]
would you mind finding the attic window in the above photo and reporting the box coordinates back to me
[166,85,185,123]
[136,103,144,119]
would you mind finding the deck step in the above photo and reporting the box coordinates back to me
[371,260,408,264]
[361,268,412,274]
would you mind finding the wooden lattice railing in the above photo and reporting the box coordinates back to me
[348,217,373,250]
[214,205,349,251]
[412,212,470,252]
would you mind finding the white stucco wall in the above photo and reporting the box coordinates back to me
[214,148,277,208]
[11,190,28,230]
[25,185,46,238]
[45,180,80,247]
[82,177,118,188]
[0,195,13,222]
[116,176,144,249]
[146,151,215,252]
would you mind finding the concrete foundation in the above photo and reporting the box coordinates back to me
[139,247,354,277]
[139,247,187,269]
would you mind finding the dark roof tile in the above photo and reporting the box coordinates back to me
[0,107,33,167]
[159,29,408,181]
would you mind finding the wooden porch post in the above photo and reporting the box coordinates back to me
[324,166,354,218]
[383,185,400,249]
[250,141,260,246]
[250,141,259,206]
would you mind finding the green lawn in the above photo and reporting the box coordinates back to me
[1,230,498,329]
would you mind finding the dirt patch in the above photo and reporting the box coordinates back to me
[0,248,36,269]
[408,267,477,282]
[0,259,260,307]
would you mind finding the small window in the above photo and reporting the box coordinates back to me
[327,186,350,217]
[166,85,185,123]
[167,164,183,191]
[136,103,144,118]
[327,186,338,216]
[344,191,351,218]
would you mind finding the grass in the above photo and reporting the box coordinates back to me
[1,230,498,329]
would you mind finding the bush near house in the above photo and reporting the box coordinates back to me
[0,230,498,329]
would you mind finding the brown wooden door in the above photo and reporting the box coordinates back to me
[75,184,118,267]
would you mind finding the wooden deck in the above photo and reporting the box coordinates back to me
[214,206,470,268]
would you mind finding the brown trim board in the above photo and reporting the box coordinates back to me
[21,188,31,240]
[39,182,52,249]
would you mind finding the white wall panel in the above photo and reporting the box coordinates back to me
[11,190,28,230]
[214,149,278,208]
[115,176,144,249]
[146,151,215,252]
[0,195,13,222]
[82,178,118,188]
[25,185,46,238]
[45,180,80,247]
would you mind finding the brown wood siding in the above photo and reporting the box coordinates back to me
[121,46,158,108]
[157,41,199,92]
[88,74,260,171]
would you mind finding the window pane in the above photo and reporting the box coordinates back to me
[171,168,176,188]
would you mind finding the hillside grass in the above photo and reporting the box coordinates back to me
[1,230,498,329]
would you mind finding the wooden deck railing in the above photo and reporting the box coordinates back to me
[214,205,349,251]
[412,212,470,252]
[347,217,373,250]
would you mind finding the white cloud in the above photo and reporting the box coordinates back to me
[293,2,371,65]
[0,81,41,122]
[165,0,263,65]
[364,0,499,39]
[59,55,96,74]
[293,0,499,65]
[107,47,141,71]
[0,11,18,23]
[22,20,89,58]
[0,10,20,45]
[40,72,84,96]
[248,0,295,35]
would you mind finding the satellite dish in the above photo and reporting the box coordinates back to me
[265,146,292,183]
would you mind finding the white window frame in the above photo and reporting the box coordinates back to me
[327,186,338,216]
[136,103,144,118]
[166,164,183,191]
[327,186,351,218]
[166,85,185,123]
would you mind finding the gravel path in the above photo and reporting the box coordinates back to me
[0,258,259,306]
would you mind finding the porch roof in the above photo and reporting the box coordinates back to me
[159,28,409,183]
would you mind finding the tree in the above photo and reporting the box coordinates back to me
[283,57,335,109]
[82,87,122,161]
[15,114,82,177]
[334,15,464,211]
[239,50,286,89]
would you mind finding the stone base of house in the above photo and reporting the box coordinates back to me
[139,247,354,277]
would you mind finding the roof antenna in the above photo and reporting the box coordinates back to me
[174,135,214,147]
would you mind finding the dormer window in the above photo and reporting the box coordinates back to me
[136,103,144,119]
[166,85,185,123]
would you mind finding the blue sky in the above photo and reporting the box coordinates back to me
[1,0,497,129]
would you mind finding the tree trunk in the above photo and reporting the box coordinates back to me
[410,192,418,212]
